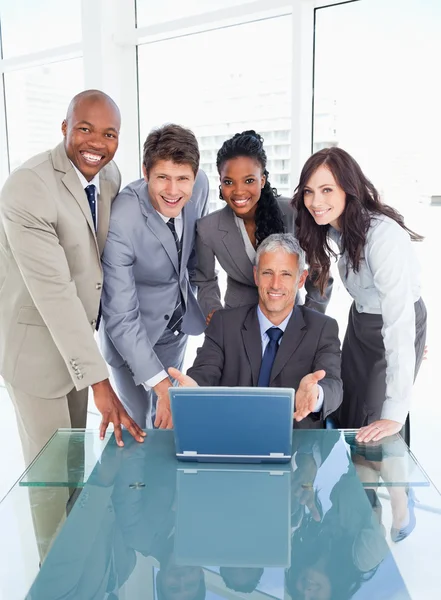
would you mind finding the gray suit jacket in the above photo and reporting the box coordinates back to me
[193,196,333,317]
[188,304,342,428]
[0,142,120,397]
[100,171,210,385]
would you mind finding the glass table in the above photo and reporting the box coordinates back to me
[1,429,441,599]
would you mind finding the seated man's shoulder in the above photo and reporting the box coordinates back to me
[300,305,338,330]
[210,304,256,326]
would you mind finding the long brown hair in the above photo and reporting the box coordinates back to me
[292,147,423,295]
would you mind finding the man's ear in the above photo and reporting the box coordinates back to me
[297,269,308,290]
[253,265,259,287]
[61,120,67,137]
[142,164,149,183]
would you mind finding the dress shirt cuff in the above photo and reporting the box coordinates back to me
[380,398,407,425]
[313,385,324,413]
[143,370,168,390]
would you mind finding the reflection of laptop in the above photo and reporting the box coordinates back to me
[174,465,291,567]
[169,387,294,463]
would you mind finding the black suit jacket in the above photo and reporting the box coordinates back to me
[187,304,343,429]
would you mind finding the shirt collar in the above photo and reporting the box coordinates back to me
[257,305,293,337]
[156,210,183,223]
[69,161,101,194]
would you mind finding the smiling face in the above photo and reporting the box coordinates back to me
[254,249,308,325]
[62,97,120,181]
[143,160,196,218]
[303,165,346,230]
[219,156,265,219]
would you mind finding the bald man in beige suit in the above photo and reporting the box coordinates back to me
[0,90,145,467]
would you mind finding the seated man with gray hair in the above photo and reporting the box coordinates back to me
[170,233,342,428]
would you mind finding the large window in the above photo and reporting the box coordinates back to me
[136,0,257,27]
[313,0,440,471]
[0,0,82,58]
[138,15,292,212]
[4,59,84,171]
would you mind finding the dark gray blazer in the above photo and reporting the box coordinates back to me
[100,171,209,385]
[187,304,343,429]
[193,196,333,318]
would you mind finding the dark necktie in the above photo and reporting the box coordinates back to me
[85,184,97,231]
[85,184,101,330]
[257,327,284,387]
[166,217,184,334]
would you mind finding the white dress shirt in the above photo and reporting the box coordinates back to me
[70,161,101,227]
[234,213,256,264]
[256,306,324,412]
[328,214,421,423]
[143,211,184,390]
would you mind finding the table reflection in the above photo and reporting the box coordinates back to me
[22,431,419,599]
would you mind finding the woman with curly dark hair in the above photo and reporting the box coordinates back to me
[292,147,427,444]
[194,130,332,322]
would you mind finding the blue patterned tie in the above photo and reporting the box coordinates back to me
[85,184,97,231]
[166,217,184,334]
[85,184,101,329]
[257,327,284,387]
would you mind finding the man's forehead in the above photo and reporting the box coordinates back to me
[67,96,120,123]
[259,250,298,266]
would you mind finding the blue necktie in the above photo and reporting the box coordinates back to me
[85,184,97,231]
[85,184,101,330]
[257,327,284,387]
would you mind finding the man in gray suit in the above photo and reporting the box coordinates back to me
[171,233,342,428]
[100,124,209,429]
[0,90,145,465]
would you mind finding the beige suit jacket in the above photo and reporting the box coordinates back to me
[0,142,121,398]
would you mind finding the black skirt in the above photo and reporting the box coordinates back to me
[337,298,427,443]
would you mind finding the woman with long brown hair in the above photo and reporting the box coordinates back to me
[292,147,427,444]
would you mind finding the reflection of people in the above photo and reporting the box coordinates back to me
[350,438,417,543]
[0,89,145,465]
[219,567,264,594]
[293,147,427,443]
[156,560,206,600]
[171,233,342,427]
[194,130,332,322]
[100,124,209,429]
[286,463,390,600]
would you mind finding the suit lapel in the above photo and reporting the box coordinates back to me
[241,306,263,386]
[270,306,307,383]
[52,143,100,256]
[219,206,255,285]
[138,183,179,275]
[96,178,111,255]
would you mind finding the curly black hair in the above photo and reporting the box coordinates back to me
[216,130,285,246]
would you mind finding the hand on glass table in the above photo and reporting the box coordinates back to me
[355,419,402,443]
[92,378,146,446]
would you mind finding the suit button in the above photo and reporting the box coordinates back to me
[91,319,97,327]
[96,283,102,290]
[164,315,169,320]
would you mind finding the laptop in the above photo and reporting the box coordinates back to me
[174,464,291,567]
[169,386,294,463]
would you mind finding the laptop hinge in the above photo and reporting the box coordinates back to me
[182,451,198,456]
[269,453,285,457]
